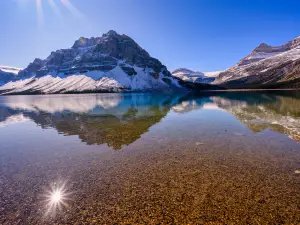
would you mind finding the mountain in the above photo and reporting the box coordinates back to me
[0,31,182,94]
[238,37,300,66]
[171,68,220,84]
[2,33,300,93]
[214,36,300,88]
[0,66,22,86]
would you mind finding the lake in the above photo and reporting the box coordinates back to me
[0,92,300,224]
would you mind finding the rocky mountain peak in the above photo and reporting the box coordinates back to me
[72,30,126,49]
[18,58,46,77]
[104,30,118,37]
[72,36,97,49]
[21,30,166,78]
[256,43,270,49]
[172,68,195,75]
[237,36,300,66]
[290,36,300,49]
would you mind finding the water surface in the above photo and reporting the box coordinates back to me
[0,92,300,224]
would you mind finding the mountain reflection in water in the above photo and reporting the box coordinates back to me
[0,91,300,150]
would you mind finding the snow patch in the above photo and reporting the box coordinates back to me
[0,66,22,75]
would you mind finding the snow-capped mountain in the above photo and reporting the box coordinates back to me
[0,30,182,94]
[0,66,22,86]
[214,36,300,88]
[238,37,300,66]
[171,68,219,84]
[2,33,300,93]
[203,71,223,78]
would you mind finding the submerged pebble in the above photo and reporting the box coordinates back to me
[196,142,204,146]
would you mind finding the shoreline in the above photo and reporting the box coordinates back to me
[0,88,299,96]
[200,88,300,92]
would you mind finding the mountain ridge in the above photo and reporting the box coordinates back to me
[237,36,300,66]
[1,34,300,93]
[214,36,300,88]
[171,68,220,84]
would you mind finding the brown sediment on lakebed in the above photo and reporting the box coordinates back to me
[1,137,300,224]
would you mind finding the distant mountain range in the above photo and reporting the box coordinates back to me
[0,66,21,86]
[171,68,221,84]
[174,36,300,89]
[0,32,300,94]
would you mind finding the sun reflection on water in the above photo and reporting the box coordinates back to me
[41,181,72,217]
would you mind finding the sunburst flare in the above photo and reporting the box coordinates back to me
[14,0,84,28]
[41,180,73,217]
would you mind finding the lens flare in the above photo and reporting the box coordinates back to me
[36,0,45,29]
[15,0,84,28]
[48,0,63,18]
[60,0,85,19]
[41,181,72,217]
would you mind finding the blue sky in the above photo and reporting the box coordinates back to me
[0,0,299,72]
